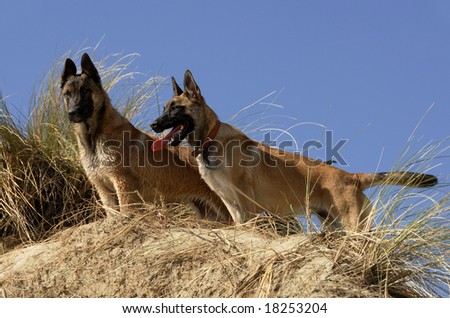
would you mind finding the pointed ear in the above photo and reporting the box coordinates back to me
[61,58,77,88]
[184,70,202,99]
[80,53,101,85]
[172,77,183,96]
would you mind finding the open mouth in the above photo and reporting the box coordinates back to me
[152,121,192,151]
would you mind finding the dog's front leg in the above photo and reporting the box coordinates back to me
[90,179,120,217]
[213,183,255,224]
[218,197,245,224]
[113,174,145,215]
[192,199,232,223]
[98,192,119,216]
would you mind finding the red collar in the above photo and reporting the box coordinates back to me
[201,120,221,150]
[193,120,221,156]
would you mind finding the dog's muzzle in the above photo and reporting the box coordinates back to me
[68,107,83,123]
[67,105,93,123]
[150,120,164,133]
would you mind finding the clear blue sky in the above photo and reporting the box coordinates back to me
[1,0,449,183]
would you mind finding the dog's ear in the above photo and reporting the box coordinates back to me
[61,58,77,89]
[81,53,101,85]
[184,70,202,99]
[172,77,183,96]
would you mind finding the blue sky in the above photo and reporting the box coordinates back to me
[1,0,449,183]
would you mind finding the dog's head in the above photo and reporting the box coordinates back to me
[61,53,105,123]
[151,70,207,151]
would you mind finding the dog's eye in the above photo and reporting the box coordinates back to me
[80,87,90,95]
[63,91,70,97]
[171,102,184,110]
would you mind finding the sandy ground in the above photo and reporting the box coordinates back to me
[0,212,380,298]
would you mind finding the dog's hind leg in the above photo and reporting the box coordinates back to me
[330,188,374,232]
[340,189,374,231]
[316,210,339,231]
[355,192,374,231]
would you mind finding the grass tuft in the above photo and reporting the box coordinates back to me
[0,49,163,248]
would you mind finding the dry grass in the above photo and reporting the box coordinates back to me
[0,206,380,297]
[0,50,449,298]
[1,203,447,298]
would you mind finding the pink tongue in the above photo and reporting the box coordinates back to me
[152,125,182,151]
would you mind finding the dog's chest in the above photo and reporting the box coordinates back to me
[197,155,229,192]
[79,139,119,172]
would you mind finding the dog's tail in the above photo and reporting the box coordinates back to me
[356,171,438,190]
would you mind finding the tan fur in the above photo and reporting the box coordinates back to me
[153,70,437,231]
[61,54,229,221]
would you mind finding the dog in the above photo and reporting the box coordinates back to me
[61,54,230,221]
[150,70,438,231]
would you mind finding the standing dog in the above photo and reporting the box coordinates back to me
[151,70,438,231]
[61,54,229,221]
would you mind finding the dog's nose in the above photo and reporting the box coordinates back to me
[68,109,77,117]
[150,121,159,130]
[67,108,83,123]
[67,108,80,120]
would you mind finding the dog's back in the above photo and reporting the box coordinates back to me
[151,70,438,231]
